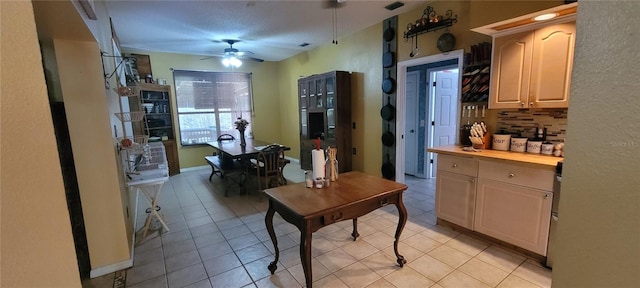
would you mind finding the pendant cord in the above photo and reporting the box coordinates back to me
[332,7,338,44]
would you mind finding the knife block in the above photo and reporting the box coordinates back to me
[472,133,491,149]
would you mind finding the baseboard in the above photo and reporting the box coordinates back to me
[181,158,299,173]
[180,165,209,173]
[89,258,133,278]
[284,156,299,164]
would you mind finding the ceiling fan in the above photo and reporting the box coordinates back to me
[322,0,347,44]
[322,0,347,9]
[201,40,264,65]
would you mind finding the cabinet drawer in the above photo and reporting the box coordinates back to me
[321,194,398,226]
[478,160,554,191]
[437,154,478,177]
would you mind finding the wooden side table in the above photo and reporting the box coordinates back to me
[263,171,408,288]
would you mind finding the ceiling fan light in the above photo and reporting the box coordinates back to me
[230,57,242,67]
[221,56,242,68]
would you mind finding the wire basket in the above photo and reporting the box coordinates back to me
[113,86,141,97]
[115,111,146,122]
[126,142,168,173]
[118,135,149,149]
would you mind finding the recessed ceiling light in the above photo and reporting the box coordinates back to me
[534,13,558,21]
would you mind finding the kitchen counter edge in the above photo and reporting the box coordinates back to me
[428,145,562,170]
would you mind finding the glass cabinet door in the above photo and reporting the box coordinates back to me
[314,78,325,108]
[300,108,307,138]
[308,79,316,109]
[299,82,308,109]
[326,76,335,108]
[326,108,335,140]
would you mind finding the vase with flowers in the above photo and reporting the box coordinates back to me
[234,116,249,146]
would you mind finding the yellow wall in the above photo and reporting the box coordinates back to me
[123,50,283,168]
[0,1,81,286]
[553,1,640,287]
[135,1,565,177]
[54,38,131,270]
[33,0,133,277]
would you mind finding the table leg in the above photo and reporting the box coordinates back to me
[300,222,313,288]
[351,218,359,241]
[138,183,170,238]
[393,196,408,267]
[265,201,279,274]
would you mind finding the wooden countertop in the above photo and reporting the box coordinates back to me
[428,145,562,170]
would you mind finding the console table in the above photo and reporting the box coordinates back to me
[263,171,408,287]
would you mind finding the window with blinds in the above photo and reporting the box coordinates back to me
[173,70,253,145]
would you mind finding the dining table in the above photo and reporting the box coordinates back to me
[207,138,289,160]
[206,138,291,192]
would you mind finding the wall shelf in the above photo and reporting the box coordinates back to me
[404,7,458,40]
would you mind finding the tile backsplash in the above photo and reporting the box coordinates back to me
[496,109,567,142]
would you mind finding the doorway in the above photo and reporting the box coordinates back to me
[395,50,464,183]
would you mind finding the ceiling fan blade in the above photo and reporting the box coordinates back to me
[245,56,264,63]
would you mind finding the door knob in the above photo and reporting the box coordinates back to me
[410,129,415,133]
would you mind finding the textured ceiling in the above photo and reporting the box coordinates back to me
[106,0,429,62]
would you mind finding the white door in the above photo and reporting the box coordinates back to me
[395,49,464,184]
[404,71,420,176]
[429,69,459,178]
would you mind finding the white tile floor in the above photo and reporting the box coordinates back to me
[83,162,552,288]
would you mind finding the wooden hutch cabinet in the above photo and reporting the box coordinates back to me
[128,83,180,175]
[298,71,352,173]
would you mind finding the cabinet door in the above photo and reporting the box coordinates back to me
[162,139,180,176]
[489,31,534,109]
[475,178,552,255]
[436,171,477,229]
[299,81,308,109]
[313,78,325,108]
[529,22,576,108]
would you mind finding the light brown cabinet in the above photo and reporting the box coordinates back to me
[475,178,552,255]
[298,71,351,173]
[489,21,576,109]
[436,171,477,229]
[434,154,554,256]
[435,155,478,229]
[474,160,554,255]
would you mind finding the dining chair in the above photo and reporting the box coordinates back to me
[252,144,286,199]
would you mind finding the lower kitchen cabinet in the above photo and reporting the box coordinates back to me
[474,178,553,255]
[436,171,476,229]
[433,151,556,256]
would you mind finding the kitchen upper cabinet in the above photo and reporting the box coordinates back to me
[490,21,576,109]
